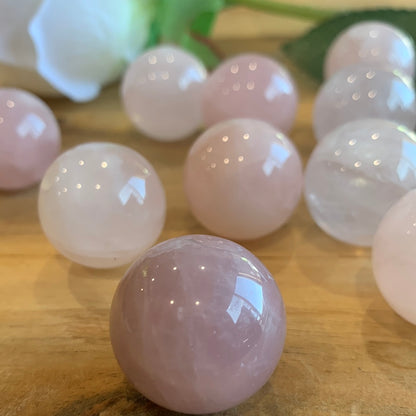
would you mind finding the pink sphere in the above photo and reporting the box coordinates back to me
[325,21,415,79]
[0,88,60,190]
[184,119,302,240]
[38,142,166,268]
[313,65,416,141]
[122,45,207,142]
[110,234,286,414]
[373,190,416,325]
[202,54,298,133]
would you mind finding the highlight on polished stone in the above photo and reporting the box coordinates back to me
[110,234,286,414]
[313,65,416,141]
[122,45,207,141]
[184,118,303,240]
[0,88,61,190]
[38,142,166,268]
[202,54,298,133]
[372,190,416,325]
[325,21,415,79]
[305,118,416,246]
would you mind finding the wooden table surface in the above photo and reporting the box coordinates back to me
[1,38,415,416]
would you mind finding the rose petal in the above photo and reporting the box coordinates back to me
[0,0,42,68]
[28,0,154,101]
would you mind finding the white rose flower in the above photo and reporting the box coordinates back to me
[0,0,154,101]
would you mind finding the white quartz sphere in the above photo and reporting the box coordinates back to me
[38,142,166,268]
[313,65,416,141]
[325,21,415,79]
[372,190,416,325]
[122,45,207,142]
[305,118,416,246]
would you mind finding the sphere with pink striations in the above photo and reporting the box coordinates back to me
[110,234,286,414]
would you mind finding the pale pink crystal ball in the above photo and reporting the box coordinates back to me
[110,234,286,414]
[325,21,415,79]
[305,118,416,246]
[202,54,298,133]
[373,190,416,325]
[0,88,60,190]
[313,65,416,141]
[184,119,303,240]
[122,45,207,141]
[38,142,166,268]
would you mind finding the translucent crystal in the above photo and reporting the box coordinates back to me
[110,234,286,414]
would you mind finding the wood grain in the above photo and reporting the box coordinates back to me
[1,38,415,416]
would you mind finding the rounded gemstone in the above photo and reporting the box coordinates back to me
[313,65,416,141]
[305,118,416,246]
[38,142,166,268]
[110,234,286,414]
[202,54,298,133]
[122,45,207,142]
[325,21,415,79]
[184,118,302,240]
[0,88,60,190]
[373,190,416,325]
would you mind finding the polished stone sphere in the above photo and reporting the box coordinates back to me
[110,234,286,414]
[373,190,416,325]
[0,88,60,190]
[202,54,298,133]
[38,142,166,268]
[313,65,416,141]
[122,45,207,141]
[184,118,303,240]
[325,21,415,79]
[305,118,416,246]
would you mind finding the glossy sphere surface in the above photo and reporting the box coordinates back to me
[122,45,207,141]
[313,65,416,141]
[202,54,298,133]
[325,21,415,79]
[38,142,166,268]
[0,88,60,190]
[373,190,416,325]
[110,235,286,414]
[305,119,416,246]
[184,119,302,240]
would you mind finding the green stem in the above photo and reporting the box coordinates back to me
[225,0,336,21]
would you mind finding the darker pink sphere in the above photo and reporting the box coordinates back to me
[110,235,286,414]
[0,88,60,190]
[202,54,298,133]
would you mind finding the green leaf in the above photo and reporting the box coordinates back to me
[181,33,220,68]
[282,9,416,82]
[149,0,224,68]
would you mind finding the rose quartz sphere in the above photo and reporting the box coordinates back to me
[110,234,286,414]
[313,65,416,141]
[202,54,298,133]
[325,21,415,79]
[0,88,60,190]
[122,45,207,142]
[305,118,416,246]
[373,190,416,325]
[184,119,303,240]
[38,142,166,268]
